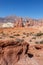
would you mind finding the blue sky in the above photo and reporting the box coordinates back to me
[0,0,43,19]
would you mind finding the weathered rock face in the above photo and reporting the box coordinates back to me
[0,40,29,65]
[15,18,24,27]
[0,16,43,27]
[0,39,43,65]
[25,19,43,26]
[14,18,43,27]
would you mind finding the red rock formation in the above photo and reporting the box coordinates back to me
[0,16,43,27]
[15,18,24,27]
[0,39,43,65]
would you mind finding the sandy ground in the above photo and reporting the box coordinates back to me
[0,27,43,65]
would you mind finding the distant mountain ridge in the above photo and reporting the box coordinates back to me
[0,16,18,23]
[0,16,38,23]
[0,16,43,27]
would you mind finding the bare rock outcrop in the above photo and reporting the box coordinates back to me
[0,16,43,27]
[0,39,43,65]
[15,18,24,27]
[0,40,29,65]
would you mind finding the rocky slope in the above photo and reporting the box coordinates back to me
[0,27,43,65]
[0,39,43,65]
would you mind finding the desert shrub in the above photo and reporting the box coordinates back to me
[23,32,26,35]
[16,38,24,43]
[23,32,29,37]
[35,32,43,36]
[32,36,36,39]
[35,40,43,44]
[40,40,43,44]
[13,32,15,33]
[9,36,14,38]
[1,31,5,35]
[26,33,29,37]
[29,32,33,35]
[29,40,32,42]
[22,36,25,38]
[35,41,39,44]
[14,34,20,36]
